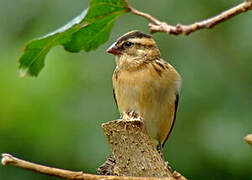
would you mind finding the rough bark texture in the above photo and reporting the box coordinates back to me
[102,119,172,177]
[97,154,116,175]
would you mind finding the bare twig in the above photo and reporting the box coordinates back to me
[1,153,184,180]
[128,0,252,35]
[244,134,252,147]
[1,153,84,180]
[127,6,161,25]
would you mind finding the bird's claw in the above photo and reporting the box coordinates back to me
[121,110,142,121]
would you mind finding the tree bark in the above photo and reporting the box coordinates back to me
[101,119,172,177]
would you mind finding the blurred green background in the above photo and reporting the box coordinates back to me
[0,0,252,179]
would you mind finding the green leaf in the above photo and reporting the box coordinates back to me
[19,0,129,77]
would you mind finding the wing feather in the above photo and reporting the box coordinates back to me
[162,93,179,147]
[112,88,118,108]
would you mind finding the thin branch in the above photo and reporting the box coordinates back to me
[128,0,252,35]
[1,153,84,180]
[244,134,252,147]
[128,6,161,26]
[1,153,184,180]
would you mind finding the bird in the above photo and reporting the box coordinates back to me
[107,30,181,156]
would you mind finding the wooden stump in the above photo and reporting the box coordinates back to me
[101,119,172,177]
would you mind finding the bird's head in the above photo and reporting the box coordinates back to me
[107,30,161,69]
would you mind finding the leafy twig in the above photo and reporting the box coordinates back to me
[128,0,252,35]
[19,0,129,77]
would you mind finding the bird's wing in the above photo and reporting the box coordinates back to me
[112,87,118,108]
[161,92,179,147]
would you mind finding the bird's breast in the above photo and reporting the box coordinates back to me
[113,62,180,144]
[113,64,177,112]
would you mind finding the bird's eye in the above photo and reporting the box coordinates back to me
[124,41,133,47]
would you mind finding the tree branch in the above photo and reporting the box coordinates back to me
[1,153,85,180]
[244,134,252,147]
[1,153,184,180]
[1,119,187,180]
[128,0,252,35]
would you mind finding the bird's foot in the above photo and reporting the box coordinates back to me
[157,143,164,159]
[120,112,131,121]
[164,161,172,171]
[157,143,172,171]
[121,110,142,121]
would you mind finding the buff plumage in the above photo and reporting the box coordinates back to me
[107,30,181,152]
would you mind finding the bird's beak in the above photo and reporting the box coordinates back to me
[107,42,121,55]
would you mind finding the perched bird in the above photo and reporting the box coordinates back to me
[107,30,181,154]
